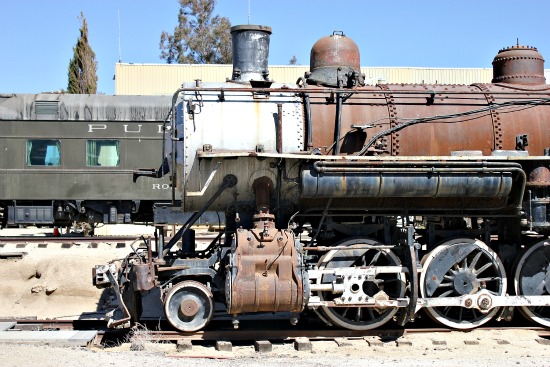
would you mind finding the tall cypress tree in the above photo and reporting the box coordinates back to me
[67,12,98,94]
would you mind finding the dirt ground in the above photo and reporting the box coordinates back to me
[1,329,549,367]
[0,227,138,319]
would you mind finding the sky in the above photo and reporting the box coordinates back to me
[1,0,549,95]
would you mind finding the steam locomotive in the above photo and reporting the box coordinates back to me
[95,25,550,332]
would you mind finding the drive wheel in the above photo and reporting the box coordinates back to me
[420,238,506,329]
[514,239,550,327]
[317,238,405,330]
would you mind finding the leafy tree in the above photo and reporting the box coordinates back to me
[289,55,298,65]
[67,12,98,94]
[160,0,232,64]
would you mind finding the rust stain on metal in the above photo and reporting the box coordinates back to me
[230,225,304,313]
[133,263,155,291]
[310,32,360,72]
[527,166,550,187]
[492,45,546,85]
[229,176,303,313]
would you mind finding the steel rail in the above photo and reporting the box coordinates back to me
[3,318,548,346]
[0,234,219,244]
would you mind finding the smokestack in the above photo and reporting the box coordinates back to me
[230,25,272,82]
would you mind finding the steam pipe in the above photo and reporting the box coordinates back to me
[169,86,550,95]
[333,93,343,155]
[313,160,525,170]
[276,103,283,153]
[304,93,312,150]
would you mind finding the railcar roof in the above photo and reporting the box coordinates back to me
[0,93,172,121]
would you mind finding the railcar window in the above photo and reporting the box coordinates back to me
[86,140,120,167]
[26,140,61,166]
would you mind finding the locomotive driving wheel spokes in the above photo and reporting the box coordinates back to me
[163,280,214,332]
[317,238,405,330]
[420,238,506,329]
[514,239,550,327]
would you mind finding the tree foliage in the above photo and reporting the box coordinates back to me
[67,12,98,94]
[289,55,298,65]
[160,0,232,64]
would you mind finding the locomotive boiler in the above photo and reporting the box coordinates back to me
[96,25,550,332]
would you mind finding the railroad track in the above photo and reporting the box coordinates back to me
[0,234,218,254]
[0,235,147,242]
[0,234,218,242]
[2,318,549,351]
[0,235,149,259]
[2,320,550,367]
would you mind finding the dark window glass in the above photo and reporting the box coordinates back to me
[26,140,61,166]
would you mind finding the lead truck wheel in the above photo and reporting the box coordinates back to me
[163,280,214,332]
